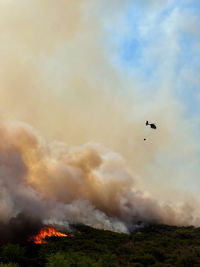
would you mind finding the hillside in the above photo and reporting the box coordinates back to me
[1,224,200,266]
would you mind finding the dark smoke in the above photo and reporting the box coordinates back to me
[0,213,43,244]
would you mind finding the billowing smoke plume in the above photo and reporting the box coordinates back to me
[0,0,199,241]
[0,120,199,239]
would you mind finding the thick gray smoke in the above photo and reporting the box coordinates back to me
[0,120,200,238]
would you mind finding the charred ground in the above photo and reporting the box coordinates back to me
[1,224,200,266]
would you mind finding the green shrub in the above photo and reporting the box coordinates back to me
[46,251,119,267]
[149,248,165,262]
[97,253,118,267]
[0,263,19,267]
[0,244,25,264]
[132,263,143,267]
[46,252,69,267]
[130,254,156,266]
[177,254,199,267]
[46,252,97,267]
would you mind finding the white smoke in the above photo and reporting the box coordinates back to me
[0,120,199,234]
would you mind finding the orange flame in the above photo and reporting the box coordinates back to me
[29,226,73,244]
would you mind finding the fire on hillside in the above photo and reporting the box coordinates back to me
[29,226,74,244]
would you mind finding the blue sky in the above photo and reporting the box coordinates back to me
[107,0,200,119]
[95,0,200,198]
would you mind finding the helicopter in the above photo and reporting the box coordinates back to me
[146,121,156,129]
[144,121,157,141]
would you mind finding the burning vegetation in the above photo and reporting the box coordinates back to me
[29,226,74,244]
[1,224,200,266]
